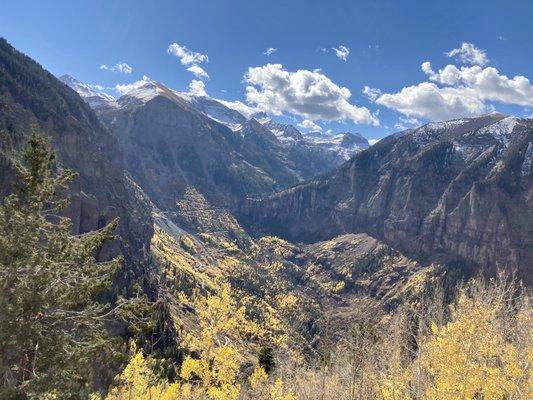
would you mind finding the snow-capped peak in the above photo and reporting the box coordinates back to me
[475,116,519,147]
[59,74,117,109]
[303,131,370,160]
[118,80,163,102]
[178,94,248,131]
[251,111,270,124]
[251,112,303,142]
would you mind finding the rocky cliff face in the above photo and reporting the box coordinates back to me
[239,114,533,283]
[0,38,152,276]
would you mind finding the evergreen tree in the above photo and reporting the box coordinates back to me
[0,130,123,399]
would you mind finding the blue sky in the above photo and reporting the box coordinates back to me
[2,0,533,141]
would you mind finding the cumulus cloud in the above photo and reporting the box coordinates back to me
[446,42,488,66]
[263,47,277,56]
[332,45,350,61]
[298,119,322,132]
[188,79,207,96]
[362,86,382,102]
[375,82,488,120]
[422,63,533,107]
[115,75,152,95]
[167,43,208,65]
[100,62,133,74]
[421,62,462,85]
[167,43,210,80]
[187,65,210,80]
[243,63,378,125]
[369,47,533,121]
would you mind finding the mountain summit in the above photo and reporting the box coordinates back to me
[59,74,117,109]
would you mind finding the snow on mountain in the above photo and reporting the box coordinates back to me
[403,113,526,148]
[521,142,533,177]
[303,131,370,160]
[59,75,117,109]
[474,116,519,147]
[116,80,176,108]
[60,75,372,162]
[179,94,247,131]
[252,112,303,142]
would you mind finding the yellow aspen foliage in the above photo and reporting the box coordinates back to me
[379,346,411,400]
[515,306,533,399]
[179,283,248,399]
[270,378,297,400]
[249,366,269,390]
[420,293,526,400]
[105,346,181,400]
[247,366,296,400]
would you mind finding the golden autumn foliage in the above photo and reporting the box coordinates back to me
[104,274,531,400]
[177,284,248,399]
[105,346,181,400]
[419,287,530,399]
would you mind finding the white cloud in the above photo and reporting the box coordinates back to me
[362,86,382,102]
[421,61,433,75]
[421,62,533,106]
[371,53,533,121]
[187,65,210,80]
[332,45,350,61]
[394,116,421,130]
[188,79,207,96]
[115,75,151,95]
[243,63,379,126]
[446,42,488,66]
[368,138,381,145]
[100,62,133,74]
[216,99,260,118]
[167,43,208,65]
[298,119,322,132]
[375,81,488,120]
[263,47,277,56]
[422,62,462,85]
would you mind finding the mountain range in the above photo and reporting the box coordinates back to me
[240,113,533,283]
[1,36,532,339]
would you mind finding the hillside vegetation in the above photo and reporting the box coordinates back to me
[1,132,531,399]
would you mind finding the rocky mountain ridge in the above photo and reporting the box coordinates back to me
[239,113,533,283]
[61,76,370,176]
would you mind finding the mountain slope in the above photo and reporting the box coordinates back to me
[63,77,372,184]
[177,95,364,178]
[0,38,152,276]
[92,80,301,213]
[239,114,533,282]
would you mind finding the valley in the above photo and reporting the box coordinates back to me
[0,29,532,400]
